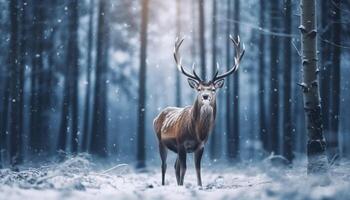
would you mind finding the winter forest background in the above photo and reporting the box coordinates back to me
[1,0,350,167]
[0,0,350,199]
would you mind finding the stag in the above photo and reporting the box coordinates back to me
[153,36,245,186]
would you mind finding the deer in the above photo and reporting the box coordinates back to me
[153,35,245,186]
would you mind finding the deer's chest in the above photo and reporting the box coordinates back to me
[182,133,205,153]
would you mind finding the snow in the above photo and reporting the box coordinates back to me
[1,156,350,200]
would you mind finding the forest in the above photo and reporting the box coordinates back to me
[0,0,350,199]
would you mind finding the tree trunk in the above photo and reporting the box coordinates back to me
[258,0,268,154]
[329,0,341,160]
[17,0,27,165]
[191,0,197,63]
[30,1,45,156]
[175,0,181,107]
[90,0,109,157]
[68,0,79,154]
[29,1,39,155]
[82,0,95,152]
[319,0,331,157]
[198,0,206,79]
[283,0,294,162]
[58,53,71,153]
[37,1,49,154]
[300,0,328,174]
[0,7,11,167]
[269,0,280,154]
[232,0,240,160]
[136,0,149,168]
[9,0,22,167]
[58,0,80,154]
[226,0,233,160]
[209,0,217,160]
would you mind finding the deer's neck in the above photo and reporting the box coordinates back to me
[191,100,216,142]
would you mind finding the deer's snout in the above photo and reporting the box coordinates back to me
[202,94,211,101]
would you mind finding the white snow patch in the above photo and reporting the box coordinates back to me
[1,156,350,200]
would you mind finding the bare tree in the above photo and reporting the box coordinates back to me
[258,0,268,153]
[58,0,80,154]
[319,0,331,154]
[232,0,240,160]
[0,5,11,167]
[198,0,206,79]
[269,0,280,154]
[9,0,20,166]
[299,0,328,174]
[175,0,182,107]
[225,0,233,160]
[329,0,341,160]
[29,1,46,155]
[70,0,79,153]
[16,0,28,165]
[283,0,294,162]
[209,0,217,160]
[90,0,110,157]
[82,0,95,152]
[136,0,150,168]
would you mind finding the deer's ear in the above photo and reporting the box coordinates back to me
[214,79,224,89]
[188,78,199,89]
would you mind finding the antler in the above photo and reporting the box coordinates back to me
[212,35,245,82]
[174,37,202,82]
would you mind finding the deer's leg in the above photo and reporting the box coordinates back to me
[178,148,187,186]
[159,142,167,185]
[194,147,204,186]
[174,157,180,185]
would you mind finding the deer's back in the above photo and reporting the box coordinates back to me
[153,106,191,141]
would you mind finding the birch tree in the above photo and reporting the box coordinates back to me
[299,0,328,174]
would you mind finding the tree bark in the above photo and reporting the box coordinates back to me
[300,0,328,174]
[30,0,45,156]
[175,0,181,107]
[258,0,268,154]
[232,0,240,160]
[90,0,109,157]
[69,0,79,154]
[209,0,217,160]
[136,0,150,168]
[58,0,80,154]
[198,0,206,79]
[329,0,341,159]
[9,0,20,167]
[319,0,331,156]
[82,0,95,152]
[226,0,233,160]
[283,0,294,162]
[191,0,197,63]
[269,0,280,154]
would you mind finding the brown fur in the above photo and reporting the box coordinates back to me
[154,96,217,186]
[153,98,216,152]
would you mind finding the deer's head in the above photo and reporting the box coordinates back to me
[174,36,245,107]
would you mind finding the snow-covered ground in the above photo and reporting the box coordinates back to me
[1,156,350,200]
